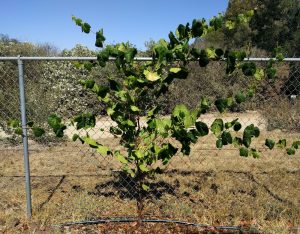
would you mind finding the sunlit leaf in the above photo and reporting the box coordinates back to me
[142,184,150,191]
[144,70,160,81]
[254,68,264,81]
[97,145,110,156]
[211,119,224,136]
[115,151,127,162]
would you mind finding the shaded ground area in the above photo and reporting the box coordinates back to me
[0,128,299,233]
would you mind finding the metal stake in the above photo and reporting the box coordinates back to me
[17,56,32,218]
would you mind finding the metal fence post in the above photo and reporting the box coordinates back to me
[17,56,32,218]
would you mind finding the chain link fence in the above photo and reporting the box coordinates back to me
[0,57,299,232]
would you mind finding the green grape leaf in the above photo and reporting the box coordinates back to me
[172,104,189,119]
[286,147,296,155]
[233,137,243,146]
[243,124,260,148]
[48,114,66,135]
[96,86,109,98]
[155,118,171,135]
[125,48,137,64]
[200,97,210,114]
[216,139,223,149]
[14,128,23,135]
[8,119,20,128]
[169,31,179,48]
[199,49,209,67]
[195,121,209,137]
[176,24,188,40]
[72,16,82,26]
[32,127,45,137]
[235,92,247,104]
[95,29,105,48]
[221,131,232,145]
[277,139,287,149]
[240,147,249,157]
[191,19,203,37]
[242,62,256,76]
[265,139,275,150]
[72,134,79,142]
[233,122,242,132]
[74,113,96,130]
[211,119,224,136]
[225,118,238,129]
[109,79,121,91]
[266,67,276,79]
[191,48,200,58]
[292,141,300,149]
[110,126,122,135]
[250,148,260,158]
[215,48,224,58]
[215,98,229,113]
[81,23,91,33]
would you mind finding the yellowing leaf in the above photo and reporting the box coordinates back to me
[117,43,126,52]
[206,48,216,59]
[139,164,149,172]
[130,105,140,112]
[144,70,160,81]
[115,151,128,163]
[97,145,110,156]
[170,67,181,73]
[142,184,150,191]
[254,68,264,81]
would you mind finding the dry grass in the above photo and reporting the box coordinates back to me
[0,129,299,233]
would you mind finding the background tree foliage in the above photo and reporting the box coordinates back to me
[196,0,300,56]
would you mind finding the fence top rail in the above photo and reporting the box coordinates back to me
[0,56,300,61]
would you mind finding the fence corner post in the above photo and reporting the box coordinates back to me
[17,55,32,219]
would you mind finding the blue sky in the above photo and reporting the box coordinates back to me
[1,0,229,51]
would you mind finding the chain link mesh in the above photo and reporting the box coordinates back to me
[0,58,299,231]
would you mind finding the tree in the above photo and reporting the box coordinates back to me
[250,0,299,55]
[8,13,300,223]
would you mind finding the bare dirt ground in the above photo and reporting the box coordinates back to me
[0,112,299,233]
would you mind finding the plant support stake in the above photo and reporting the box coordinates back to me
[18,56,32,218]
